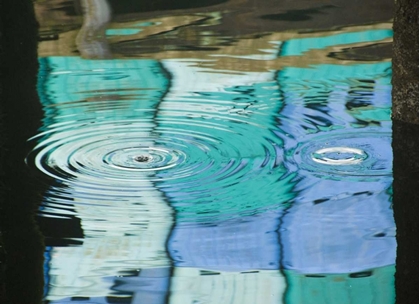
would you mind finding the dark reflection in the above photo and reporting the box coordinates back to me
[391,7,418,301]
[1,0,46,303]
[349,270,373,278]
[108,0,228,13]
[34,0,393,50]
[36,211,84,246]
[328,42,393,61]
[392,120,419,304]
[261,5,336,22]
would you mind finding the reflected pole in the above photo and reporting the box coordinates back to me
[76,0,112,59]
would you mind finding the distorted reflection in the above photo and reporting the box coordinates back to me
[76,0,112,58]
[31,1,395,303]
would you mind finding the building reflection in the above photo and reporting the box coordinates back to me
[32,2,396,303]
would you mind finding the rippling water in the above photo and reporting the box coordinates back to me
[31,1,395,303]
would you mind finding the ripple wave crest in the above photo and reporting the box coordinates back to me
[292,131,392,178]
[28,78,294,222]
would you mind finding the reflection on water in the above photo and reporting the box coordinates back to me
[31,1,395,303]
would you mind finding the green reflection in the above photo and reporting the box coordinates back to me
[284,265,395,304]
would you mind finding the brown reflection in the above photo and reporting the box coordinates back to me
[128,24,391,72]
[37,15,392,73]
[35,0,393,66]
[36,0,393,35]
[328,42,392,61]
[35,0,393,75]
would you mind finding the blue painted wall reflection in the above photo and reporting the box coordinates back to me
[275,61,395,303]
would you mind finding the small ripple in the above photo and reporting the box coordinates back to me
[29,123,215,186]
[311,147,367,165]
[292,131,392,178]
[104,146,185,171]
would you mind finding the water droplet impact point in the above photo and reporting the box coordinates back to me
[134,155,151,163]
[311,147,367,165]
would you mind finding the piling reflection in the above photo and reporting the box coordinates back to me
[31,1,395,303]
[76,0,112,59]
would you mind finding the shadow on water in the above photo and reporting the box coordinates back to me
[1,1,45,303]
[2,0,416,303]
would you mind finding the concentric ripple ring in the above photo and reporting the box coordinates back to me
[311,147,367,165]
[293,131,392,177]
[26,112,296,221]
[103,147,185,171]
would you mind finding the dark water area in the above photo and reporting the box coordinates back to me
[1,0,415,303]
[1,1,46,303]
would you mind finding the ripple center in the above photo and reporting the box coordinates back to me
[134,155,152,163]
[103,146,186,171]
[311,147,367,165]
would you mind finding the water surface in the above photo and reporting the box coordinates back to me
[31,1,395,303]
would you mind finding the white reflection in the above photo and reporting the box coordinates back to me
[36,57,173,301]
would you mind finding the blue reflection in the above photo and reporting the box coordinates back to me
[275,59,395,302]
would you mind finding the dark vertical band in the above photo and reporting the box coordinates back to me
[392,0,419,303]
[0,1,46,303]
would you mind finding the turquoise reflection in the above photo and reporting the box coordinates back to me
[36,57,174,302]
[156,67,295,221]
[281,29,392,56]
[106,28,142,35]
